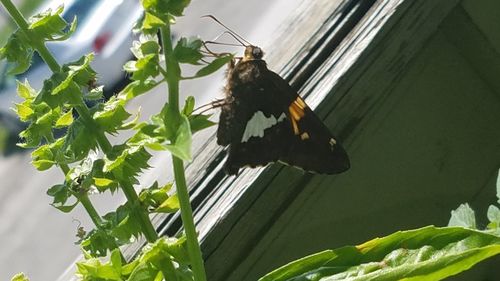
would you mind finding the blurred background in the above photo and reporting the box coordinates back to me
[0,0,303,279]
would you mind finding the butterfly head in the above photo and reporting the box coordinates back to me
[243,45,264,61]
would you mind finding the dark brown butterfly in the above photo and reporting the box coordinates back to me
[206,17,350,175]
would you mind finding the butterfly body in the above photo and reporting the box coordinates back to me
[217,45,349,175]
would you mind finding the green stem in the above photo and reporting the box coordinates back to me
[160,25,207,281]
[173,157,207,281]
[1,0,158,244]
[0,0,59,72]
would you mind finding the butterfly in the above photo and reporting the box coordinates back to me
[215,44,350,175]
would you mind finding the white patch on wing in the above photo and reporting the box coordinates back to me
[241,111,286,142]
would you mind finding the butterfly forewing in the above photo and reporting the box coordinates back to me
[216,46,349,175]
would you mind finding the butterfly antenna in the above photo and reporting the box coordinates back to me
[201,15,251,46]
[192,98,227,115]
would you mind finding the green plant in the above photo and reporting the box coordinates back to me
[2,0,500,280]
[0,0,230,280]
[259,169,500,281]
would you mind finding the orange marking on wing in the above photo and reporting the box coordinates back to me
[288,98,307,135]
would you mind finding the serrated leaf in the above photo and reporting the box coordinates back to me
[173,37,203,64]
[0,31,33,75]
[259,226,500,281]
[449,203,476,229]
[93,100,131,134]
[55,109,73,127]
[155,194,180,213]
[17,80,36,99]
[191,54,233,78]
[14,103,34,121]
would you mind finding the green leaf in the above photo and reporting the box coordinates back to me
[127,263,159,281]
[14,103,34,121]
[10,272,29,281]
[17,80,36,99]
[62,118,99,163]
[487,205,500,231]
[496,168,500,204]
[76,257,121,280]
[449,203,476,229]
[55,109,73,127]
[94,177,114,188]
[259,226,500,281]
[46,183,79,213]
[191,54,233,78]
[104,145,151,182]
[189,114,216,134]
[0,31,33,75]
[164,114,192,161]
[93,98,132,134]
[141,12,166,33]
[28,6,74,41]
[118,79,157,101]
[155,194,180,213]
[182,96,195,116]
[31,137,64,170]
[172,37,203,64]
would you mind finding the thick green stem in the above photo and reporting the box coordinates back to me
[1,0,158,244]
[160,25,207,281]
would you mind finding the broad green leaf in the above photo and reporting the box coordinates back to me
[55,109,73,127]
[155,194,180,213]
[10,273,29,281]
[164,114,192,161]
[172,37,203,64]
[191,54,233,78]
[449,203,476,229]
[259,226,500,281]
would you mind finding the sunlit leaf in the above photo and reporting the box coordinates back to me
[10,272,30,281]
[191,54,233,78]
[155,194,180,213]
[449,203,476,229]
[55,109,73,128]
[259,226,500,281]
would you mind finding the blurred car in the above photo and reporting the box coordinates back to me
[0,0,143,126]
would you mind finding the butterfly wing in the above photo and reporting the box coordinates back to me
[218,61,349,175]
